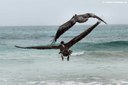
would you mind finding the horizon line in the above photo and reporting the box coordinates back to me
[0,24,128,27]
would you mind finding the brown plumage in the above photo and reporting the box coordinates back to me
[15,21,101,57]
[52,13,107,44]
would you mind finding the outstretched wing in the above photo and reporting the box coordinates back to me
[52,15,77,44]
[52,13,106,44]
[78,13,107,24]
[65,21,101,49]
[15,45,59,50]
[94,15,107,24]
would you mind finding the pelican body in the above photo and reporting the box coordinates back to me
[15,21,101,61]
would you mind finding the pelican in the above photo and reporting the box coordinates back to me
[52,13,107,44]
[15,21,101,61]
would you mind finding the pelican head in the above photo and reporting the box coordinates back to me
[61,41,65,45]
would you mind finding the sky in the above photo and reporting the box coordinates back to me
[0,0,128,26]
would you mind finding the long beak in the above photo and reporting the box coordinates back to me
[94,16,107,24]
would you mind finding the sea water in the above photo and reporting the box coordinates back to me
[0,25,128,85]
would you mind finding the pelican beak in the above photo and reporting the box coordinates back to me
[94,16,107,24]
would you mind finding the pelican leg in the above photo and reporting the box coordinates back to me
[67,56,70,61]
[61,54,64,61]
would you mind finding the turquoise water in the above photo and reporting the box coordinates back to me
[0,25,128,85]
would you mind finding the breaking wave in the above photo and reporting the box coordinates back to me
[25,80,128,85]
[74,41,128,51]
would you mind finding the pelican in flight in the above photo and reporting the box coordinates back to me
[15,21,101,61]
[52,13,107,44]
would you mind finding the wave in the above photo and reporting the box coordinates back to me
[71,51,85,56]
[73,41,128,51]
[0,34,51,40]
[96,41,128,46]
[0,35,74,40]
[26,80,128,85]
[26,81,102,85]
[26,81,86,85]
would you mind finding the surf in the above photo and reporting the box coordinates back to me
[73,41,128,51]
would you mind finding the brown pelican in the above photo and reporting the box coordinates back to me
[15,21,101,61]
[52,13,107,44]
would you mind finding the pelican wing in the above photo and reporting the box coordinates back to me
[15,45,59,50]
[52,15,77,43]
[94,16,107,24]
[65,21,101,49]
[52,13,106,44]
[81,13,107,24]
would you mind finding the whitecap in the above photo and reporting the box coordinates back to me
[71,51,85,56]
[26,80,128,85]
[38,81,88,85]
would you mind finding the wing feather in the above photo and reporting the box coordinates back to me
[65,21,101,49]
[15,45,59,50]
[52,15,77,43]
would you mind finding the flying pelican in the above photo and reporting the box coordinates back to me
[15,21,101,61]
[52,13,107,44]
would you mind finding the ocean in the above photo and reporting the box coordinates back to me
[0,24,128,85]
